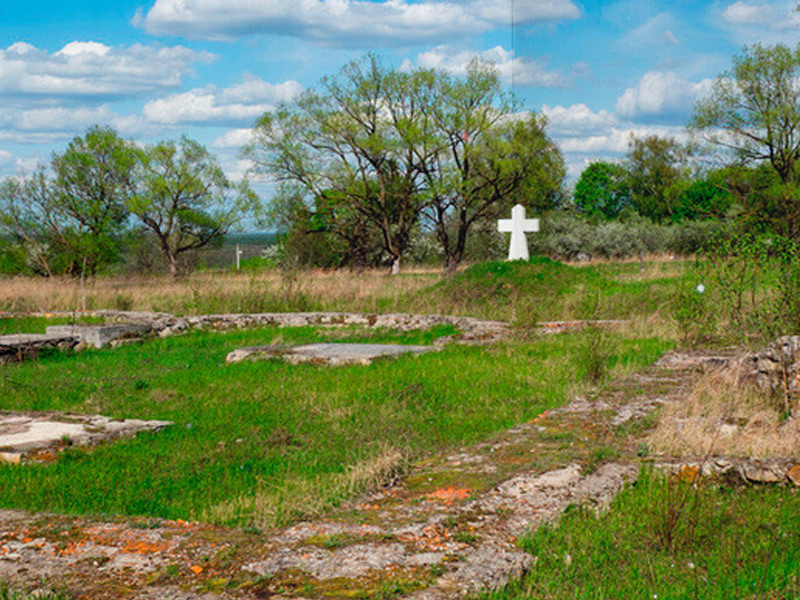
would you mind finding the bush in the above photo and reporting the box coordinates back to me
[530,213,720,261]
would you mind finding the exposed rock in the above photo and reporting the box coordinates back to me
[655,352,733,370]
[0,333,80,365]
[788,465,800,486]
[655,458,800,485]
[0,413,172,460]
[247,543,410,580]
[46,323,152,349]
[226,343,438,366]
[435,546,532,594]
[729,336,800,401]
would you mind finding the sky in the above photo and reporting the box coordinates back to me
[0,0,798,192]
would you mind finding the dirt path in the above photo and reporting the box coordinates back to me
[0,351,710,600]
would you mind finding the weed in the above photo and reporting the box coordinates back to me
[487,470,800,600]
[453,530,480,545]
[0,582,71,600]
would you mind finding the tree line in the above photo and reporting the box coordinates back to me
[0,128,257,277]
[3,42,800,276]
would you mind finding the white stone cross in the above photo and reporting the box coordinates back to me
[498,204,539,261]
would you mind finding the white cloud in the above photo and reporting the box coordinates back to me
[542,103,618,136]
[0,151,43,178]
[212,128,255,149]
[0,151,14,167]
[615,71,713,121]
[142,76,302,125]
[535,103,691,179]
[557,126,687,154]
[11,106,117,132]
[409,45,570,87]
[0,41,214,100]
[622,13,682,47]
[722,0,800,29]
[722,1,800,29]
[141,0,580,45]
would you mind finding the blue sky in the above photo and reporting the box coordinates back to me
[0,0,797,188]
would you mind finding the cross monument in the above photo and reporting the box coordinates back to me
[498,204,539,261]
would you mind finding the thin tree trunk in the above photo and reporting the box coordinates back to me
[168,253,180,278]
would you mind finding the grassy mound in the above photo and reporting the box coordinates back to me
[414,257,677,323]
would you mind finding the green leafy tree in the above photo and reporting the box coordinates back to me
[248,56,564,273]
[425,61,564,272]
[46,126,140,274]
[247,55,433,274]
[573,161,630,220]
[268,185,384,268]
[130,137,258,277]
[673,172,733,222]
[692,43,800,184]
[625,135,687,222]
[692,43,800,235]
[0,171,55,276]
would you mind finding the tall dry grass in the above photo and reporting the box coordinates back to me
[0,269,440,316]
[650,369,800,458]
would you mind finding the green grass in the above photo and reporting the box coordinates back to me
[485,471,800,600]
[0,582,70,600]
[0,315,103,335]
[412,258,680,323]
[0,326,669,527]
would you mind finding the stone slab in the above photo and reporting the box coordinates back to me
[0,333,78,347]
[0,333,80,365]
[0,414,172,461]
[46,323,152,349]
[227,343,437,366]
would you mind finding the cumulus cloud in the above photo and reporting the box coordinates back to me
[557,125,687,154]
[536,103,691,179]
[407,45,570,87]
[542,103,618,136]
[0,41,213,101]
[722,1,800,29]
[212,128,255,149]
[615,71,713,122]
[140,0,580,45]
[142,76,302,125]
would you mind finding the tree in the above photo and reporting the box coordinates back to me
[267,185,385,268]
[424,61,565,273]
[247,55,433,274]
[573,161,630,220]
[692,43,800,235]
[624,135,687,222]
[247,56,565,274]
[130,137,258,278]
[692,43,800,184]
[50,125,139,274]
[0,171,55,276]
[673,171,733,222]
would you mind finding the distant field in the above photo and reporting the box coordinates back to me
[0,258,686,326]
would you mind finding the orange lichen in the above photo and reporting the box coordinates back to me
[677,465,700,484]
[788,465,800,486]
[425,487,472,504]
[121,540,169,554]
